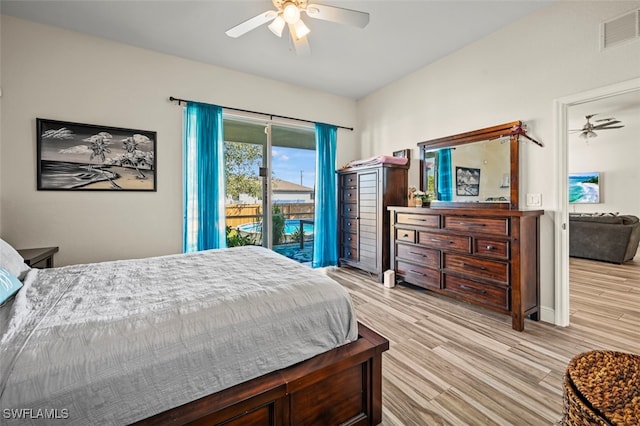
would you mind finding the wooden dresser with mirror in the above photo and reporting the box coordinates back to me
[388,121,543,331]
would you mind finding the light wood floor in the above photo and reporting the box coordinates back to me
[326,255,640,426]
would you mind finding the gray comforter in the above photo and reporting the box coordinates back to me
[0,246,358,425]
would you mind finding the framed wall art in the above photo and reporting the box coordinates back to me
[569,171,600,203]
[455,166,480,196]
[37,118,156,191]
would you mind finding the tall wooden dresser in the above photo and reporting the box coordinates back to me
[338,163,408,282]
[388,206,543,331]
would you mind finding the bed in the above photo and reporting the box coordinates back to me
[0,243,388,425]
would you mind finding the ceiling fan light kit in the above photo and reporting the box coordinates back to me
[268,16,286,37]
[225,0,370,55]
[282,2,301,24]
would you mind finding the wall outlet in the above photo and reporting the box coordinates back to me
[526,193,542,207]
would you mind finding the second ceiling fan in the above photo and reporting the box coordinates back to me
[570,114,625,139]
[225,0,370,55]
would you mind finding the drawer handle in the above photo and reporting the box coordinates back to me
[460,284,487,294]
[461,263,487,271]
[456,222,485,227]
[430,238,453,244]
[409,269,427,277]
[402,233,410,238]
[409,251,426,257]
[348,193,352,197]
[347,237,352,241]
[409,218,429,222]
[347,208,352,212]
[486,245,495,251]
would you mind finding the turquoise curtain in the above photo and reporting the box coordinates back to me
[312,123,338,268]
[438,148,453,201]
[183,102,227,252]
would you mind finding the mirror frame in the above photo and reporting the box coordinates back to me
[418,121,521,210]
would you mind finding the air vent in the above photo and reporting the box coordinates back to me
[602,9,640,49]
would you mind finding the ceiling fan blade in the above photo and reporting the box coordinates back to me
[225,10,277,38]
[288,24,311,55]
[305,3,370,28]
[592,121,622,129]
[597,125,625,130]
[595,117,615,122]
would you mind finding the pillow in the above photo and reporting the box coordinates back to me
[0,267,23,306]
[0,238,31,280]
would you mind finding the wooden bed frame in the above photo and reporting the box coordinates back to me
[134,323,389,426]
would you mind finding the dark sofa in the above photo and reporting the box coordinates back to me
[569,214,640,264]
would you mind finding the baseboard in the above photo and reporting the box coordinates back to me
[539,306,556,324]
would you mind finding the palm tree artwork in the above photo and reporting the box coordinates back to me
[83,132,121,189]
[37,119,156,191]
[120,134,152,179]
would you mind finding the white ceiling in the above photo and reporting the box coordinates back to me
[1,0,553,100]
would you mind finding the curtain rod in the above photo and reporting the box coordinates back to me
[169,96,354,131]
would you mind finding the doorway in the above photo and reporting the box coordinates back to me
[223,116,316,262]
[554,77,640,326]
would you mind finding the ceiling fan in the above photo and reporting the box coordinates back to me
[570,114,625,139]
[225,0,370,55]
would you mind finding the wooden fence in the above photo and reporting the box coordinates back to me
[226,203,315,228]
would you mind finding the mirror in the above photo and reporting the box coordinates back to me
[419,121,521,209]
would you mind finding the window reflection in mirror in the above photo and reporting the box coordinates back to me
[422,138,511,204]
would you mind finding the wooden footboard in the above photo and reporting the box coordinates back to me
[133,322,389,426]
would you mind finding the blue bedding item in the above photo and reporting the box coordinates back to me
[0,267,22,306]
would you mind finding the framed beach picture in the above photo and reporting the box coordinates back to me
[569,172,600,203]
[37,119,156,191]
[455,166,480,196]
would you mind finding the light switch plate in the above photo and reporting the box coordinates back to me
[526,193,542,207]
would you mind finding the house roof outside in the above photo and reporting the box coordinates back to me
[272,178,313,193]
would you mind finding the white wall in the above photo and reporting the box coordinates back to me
[0,15,358,266]
[356,1,640,322]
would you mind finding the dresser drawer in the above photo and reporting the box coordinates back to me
[396,244,440,266]
[342,217,358,233]
[396,213,440,228]
[474,238,509,259]
[443,274,509,311]
[342,188,357,202]
[342,203,357,218]
[397,260,440,290]
[341,173,357,188]
[418,231,470,252]
[396,228,415,243]
[443,253,508,284]
[342,232,357,248]
[341,244,358,261]
[443,216,509,236]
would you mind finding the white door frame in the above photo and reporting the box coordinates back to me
[553,77,640,327]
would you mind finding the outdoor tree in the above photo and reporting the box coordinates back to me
[225,141,262,201]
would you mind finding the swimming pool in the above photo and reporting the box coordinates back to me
[237,219,314,236]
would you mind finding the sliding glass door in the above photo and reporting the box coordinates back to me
[223,117,316,263]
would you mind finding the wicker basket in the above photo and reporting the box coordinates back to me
[562,350,640,425]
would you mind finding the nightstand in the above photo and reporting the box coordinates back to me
[17,246,59,269]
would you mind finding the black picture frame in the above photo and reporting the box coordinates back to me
[455,166,480,196]
[37,118,157,191]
